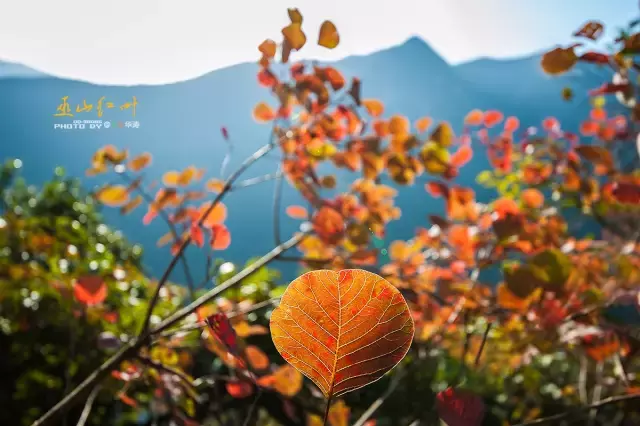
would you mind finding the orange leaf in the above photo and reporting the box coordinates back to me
[273,364,303,397]
[362,99,384,118]
[205,178,225,193]
[415,117,432,133]
[287,8,303,24]
[245,345,270,370]
[318,20,340,49]
[504,117,520,133]
[464,110,484,126]
[483,110,504,128]
[286,205,309,219]
[521,188,544,209]
[312,207,345,244]
[253,102,276,122]
[199,202,227,227]
[128,152,152,172]
[282,23,306,50]
[120,195,143,215]
[96,185,129,207]
[74,275,107,306]
[496,283,540,313]
[270,269,414,398]
[450,144,473,167]
[389,115,410,135]
[259,39,277,58]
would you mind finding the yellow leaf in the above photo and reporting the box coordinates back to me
[287,8,303,24]
[362,99,384,118]
[318,20,340,49]
[282,23,306,50]
[97,185,129,207]
[273,364,303,397]
[128,152,152,172]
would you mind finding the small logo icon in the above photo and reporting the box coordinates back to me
[104,121,111,128]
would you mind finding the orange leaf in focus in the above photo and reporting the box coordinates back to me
[253,102,276,122]
[318,20,340,49]
[74,275,107,306]
[286,205,308,219]
[226,380,254,398]
[270,269,414,398]
[362,99,384,118]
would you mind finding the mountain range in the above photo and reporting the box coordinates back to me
[0,36,623,284]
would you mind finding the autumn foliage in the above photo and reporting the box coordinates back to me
[2,8,640,426]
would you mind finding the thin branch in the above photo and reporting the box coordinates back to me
[588,361,604,426]
[579,355,589,405]
[473,322,492,367]
[273,163,284,246]
[235,171,283,189]
[511,393,640,426]
[30,230,306,426]
[75,384,102,426]
[352,369,406,426]
[137,355,198,393]
[139,142,275,335]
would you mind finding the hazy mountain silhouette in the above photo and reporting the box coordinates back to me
[0,36,609,283]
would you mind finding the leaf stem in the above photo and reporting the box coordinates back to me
[322,394,334,426]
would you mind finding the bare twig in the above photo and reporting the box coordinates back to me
[30,230,306,426]
[139,142,275,335]
[273,163,284,246]
[511,393,640,426]
[579,355,589,405]
[474,322,492,367]
[588,361,604,426]
[75,384,102,426]
[137,355,198,393]
[352,369,407,426]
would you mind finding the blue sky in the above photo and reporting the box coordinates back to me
[0,0,636,85]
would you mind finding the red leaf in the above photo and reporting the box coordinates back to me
[588,83,631,96]
[542,117,560,132]
[286,205,308,219]
[450,144,473,167]
[210,224,231,250]
[226,380,254,398]
[206,313,238,353]
[191,224,204,248]
[579,52,610,64]
[483,110,503,128]
[612,182,640,204]
[221,127,229,140]
[436,387,485,426]
[504,116,520,133]
[73,275,107,306]
[425,181,449,198]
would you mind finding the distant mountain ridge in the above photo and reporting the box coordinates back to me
[0,36,621,283]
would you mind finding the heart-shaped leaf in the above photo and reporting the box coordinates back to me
[270,269,414,399]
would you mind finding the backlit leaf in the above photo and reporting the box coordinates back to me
[74,275,107,306]
[573,21,604,41]
[226,380,253,398]
[128,152,152,172]
[282,23,306,50]
[436,387,485,426]
[288,8,303,24]
[253,102,277,122]
[211,224,232,250]
[96,185,129,207]
[270,269,414,398]
[245,345,270,370]
[286,205,309,219]
[259,39,277,58]
[120,195,143,215]
[362,99,384,118]
[430,122,454,147]
[318,20,340,49]
[273,364,303,396]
